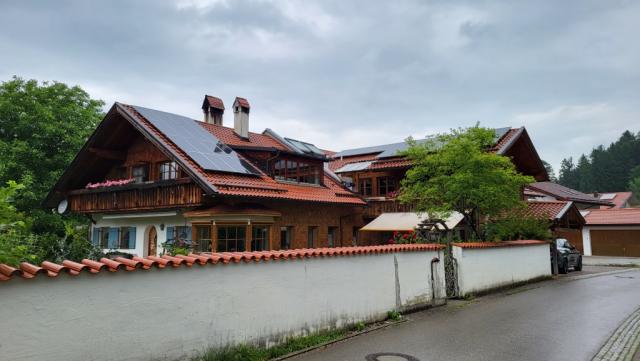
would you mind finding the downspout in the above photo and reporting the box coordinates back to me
[430,257,441,306]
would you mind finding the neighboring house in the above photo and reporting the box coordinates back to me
[45,96,365,257]
[329,127,549,244]
[581,208,640,257]
[525,182,613,209]
[595,191,636,209]
[525,200,586,253]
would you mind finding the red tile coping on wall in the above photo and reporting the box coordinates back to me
[452,240,549,249]
[0,244,444,283]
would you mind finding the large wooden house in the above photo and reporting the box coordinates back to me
[45,96,365,256]
[328,127,549,243]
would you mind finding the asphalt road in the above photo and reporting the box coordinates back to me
[292,269,640,361]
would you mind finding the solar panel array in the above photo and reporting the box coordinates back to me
[132,105,259,176]
[284,137,325,157]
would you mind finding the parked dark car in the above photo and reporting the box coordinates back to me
[554,238,583,274]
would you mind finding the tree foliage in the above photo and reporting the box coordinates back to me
[398,126,535,239]
[0,76,104,210]
[485,211,552,241]
[558,130,640,193]
[0,77,104,265]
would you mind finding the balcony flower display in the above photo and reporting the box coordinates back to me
[388,230,427,244]
[85,178,134,189]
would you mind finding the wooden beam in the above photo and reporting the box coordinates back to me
[88,147,126,160]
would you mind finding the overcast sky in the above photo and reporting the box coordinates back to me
[1,0,639,173]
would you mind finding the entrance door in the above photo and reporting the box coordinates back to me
[148,226,157,256]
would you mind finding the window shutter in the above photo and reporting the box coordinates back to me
[167,226,174,242]
[108,228,119,249]
[128,227,136,249]
[91,228,100,246]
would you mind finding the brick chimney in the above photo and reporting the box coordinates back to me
[202,95,224,125]
[233,97,250,138]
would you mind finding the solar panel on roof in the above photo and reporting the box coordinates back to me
[131,105,259,176]
[284,137,325,156]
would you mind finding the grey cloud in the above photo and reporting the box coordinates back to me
[0,0,638,171]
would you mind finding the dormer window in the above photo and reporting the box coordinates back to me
[132,164,149,183]
[159,161,178,180]
[272,158,321,185]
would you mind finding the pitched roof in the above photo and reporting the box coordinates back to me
[526,182,612,206]
[234,97,250,108]
[330,127,527,174]
[199,122,288,150]
[525,200,574,221]
[0,244,445,282]
[597,192,633,209]
[118,103,364,205]
[583,208,640,225]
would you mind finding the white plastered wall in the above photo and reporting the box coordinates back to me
[453,244,551,297]
[0,249,446,361]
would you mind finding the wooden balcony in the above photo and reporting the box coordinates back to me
[363,198,416,218]
[68,178,203,213]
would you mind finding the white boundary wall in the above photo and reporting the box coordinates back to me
[453,243,551,297]
[0,250,445,361]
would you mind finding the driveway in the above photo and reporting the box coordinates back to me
[292,268,640,361]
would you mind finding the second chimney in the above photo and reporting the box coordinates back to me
[202,95,225,125]
[233,97,250,138]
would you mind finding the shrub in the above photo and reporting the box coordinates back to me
[485,213,552,241]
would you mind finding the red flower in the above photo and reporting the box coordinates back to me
[388,239,396,244]
[403,234,409,239]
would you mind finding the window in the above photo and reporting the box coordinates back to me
[251,225,270,251]
[307,226,318,248]
[132,164,149,183]
[217,225,246,252]
[280,226,292,250]
[167,226,191,243]
[377,177,397,197]
[272,158,320,185]
[92,227,136,249]
[194,225,212,252]
[328,227,338,247]
[359,178,372,196]
[159,161,178,180]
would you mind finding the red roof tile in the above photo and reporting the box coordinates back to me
[584,208,640,225]
[0,244,445,282]
[199,122,288,150]
[525,201,572,221]
[490,128,521,153]
[204,95,225,110]
[452,240,548,249]
[234,97,250,108]
[598,192,633,209]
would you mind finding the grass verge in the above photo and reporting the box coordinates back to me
[192,328,348,361]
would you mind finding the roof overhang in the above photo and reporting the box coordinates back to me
[360,212,464,232]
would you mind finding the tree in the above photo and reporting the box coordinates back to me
[0,77,104,211]
[558,157,578,189]
[542,160,557,182]
[398,126,535,240]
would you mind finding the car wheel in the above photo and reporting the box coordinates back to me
[575,257,583,271]
[560,259,569,274]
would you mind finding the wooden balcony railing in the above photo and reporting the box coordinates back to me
[363,198,416,218]
[68,179,203,213]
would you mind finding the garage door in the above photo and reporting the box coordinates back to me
[590,230,640,257]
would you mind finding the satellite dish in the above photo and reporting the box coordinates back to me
[57,199,68,214]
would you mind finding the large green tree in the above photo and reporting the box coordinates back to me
[0,77,104,211]
[398,126,534,240]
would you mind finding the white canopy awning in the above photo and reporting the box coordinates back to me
[360,212,464,232]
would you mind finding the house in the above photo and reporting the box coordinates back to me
[524,182,613,209]
[525,200,586,252]
[594,191,636,209]
[45,96,366,257]
[329,127,549,244]
[581,208,640,257]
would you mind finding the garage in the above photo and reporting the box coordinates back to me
[582,208,640,257]
[590,230,640,257]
